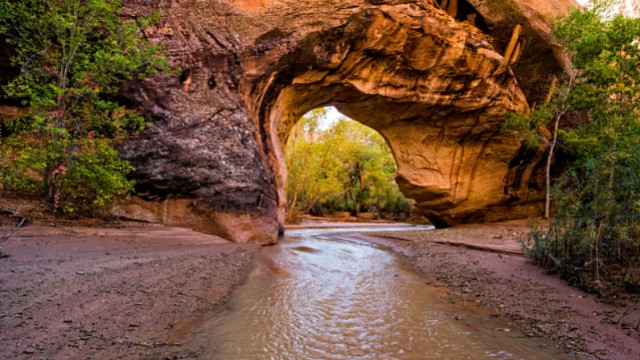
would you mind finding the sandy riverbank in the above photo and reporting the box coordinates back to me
[0,221,259,359]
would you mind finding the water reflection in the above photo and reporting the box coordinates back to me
[189,228,563,360]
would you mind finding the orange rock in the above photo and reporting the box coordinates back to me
[116,0,579,243]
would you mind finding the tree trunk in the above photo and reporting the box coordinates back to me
[355,163,366,216]
[545,114,561,219]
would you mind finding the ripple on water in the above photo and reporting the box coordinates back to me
[185,229,566,360]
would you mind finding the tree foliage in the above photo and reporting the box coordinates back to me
[0,0,168,214]
[525,0,640,296]
[285,109,411,223]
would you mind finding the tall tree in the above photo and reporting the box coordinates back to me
[503,73,576,219]
[285,109,344,223]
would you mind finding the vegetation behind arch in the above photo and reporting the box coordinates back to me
[285,108,412,224]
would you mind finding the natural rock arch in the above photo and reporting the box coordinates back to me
[117,0,578,243]
[261,7,529,230]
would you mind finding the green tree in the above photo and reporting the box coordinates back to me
[285,108,344,223]
[525,0,640,295]
[0,0,168,214]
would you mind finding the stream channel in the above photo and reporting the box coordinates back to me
[185,226,566,359]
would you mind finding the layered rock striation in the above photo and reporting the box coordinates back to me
[117,0,578,243]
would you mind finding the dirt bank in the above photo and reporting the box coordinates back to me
[335,221,640,360]
[0,221,259,359]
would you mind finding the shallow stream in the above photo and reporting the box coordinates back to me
[187,227,565,359]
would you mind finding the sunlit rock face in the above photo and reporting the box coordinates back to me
[620,0,640,17]
[119,0,578,243]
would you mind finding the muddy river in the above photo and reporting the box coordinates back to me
[185,227,565,359]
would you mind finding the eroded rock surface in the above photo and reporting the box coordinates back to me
[119,0,578,243]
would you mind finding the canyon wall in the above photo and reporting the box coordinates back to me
[116,0,578,243]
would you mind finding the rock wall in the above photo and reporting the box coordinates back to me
[118,0,578,243]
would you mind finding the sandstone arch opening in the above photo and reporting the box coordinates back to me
[283,107,415,225]
[258,6,536,233]
[267,81,525,232]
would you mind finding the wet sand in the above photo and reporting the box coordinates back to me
[0,222,258,359]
